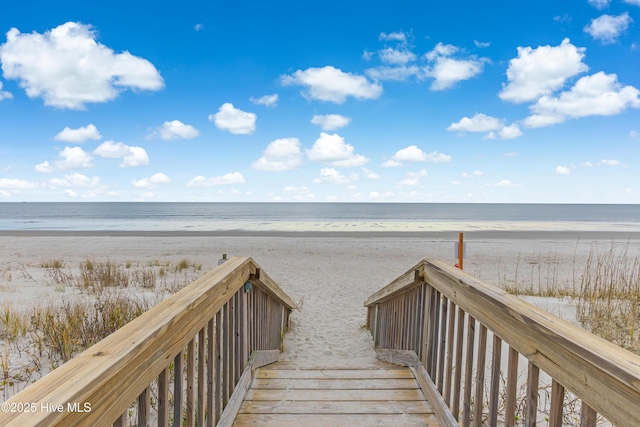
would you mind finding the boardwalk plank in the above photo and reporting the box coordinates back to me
[250,378,419,390]
[255,368,414,379]
[239,400,433,414]
[244,388,426,401]
[233,413,441,426]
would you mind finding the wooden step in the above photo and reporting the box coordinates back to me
[232,364,441,427]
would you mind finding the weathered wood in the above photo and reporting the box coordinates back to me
[526,361,540,427]
[462,315,475,427]
[251,378,419,390]
[112,411,127,427]
[174,351,183,427]
[550,379,565,427]
[239,400,434,414]
[452,306,465,420]
[437,296,448,393]
[580,402,597,427]
[411,362,461,427]
[137,387,150,427]
[187,338,196,427]
[0,256,293,427]
[214,310,223,423]
[505,346,519,427]
[244,388,427,401]
[233,413,441,427]
[444,300,456,405]
[473,324,487,427]
[158,368,169,427]
[489,334,502,427]
[376,348,421,367]
[217,364,253,427]
[197,328,205,427]
[420,259,640,427]
[256,368,415,379]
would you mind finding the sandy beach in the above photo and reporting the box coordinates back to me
[2,230,639,368]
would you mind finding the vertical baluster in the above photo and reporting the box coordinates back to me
[198,328,205,427]
[437,296,448,393]
[473,324,487,427]
[505,346,519,427]
[452,306,465,420]
[421,284,432,368]
[489,334,502,427]
[462,315,476,427]
[186,338,195,426]
[158,368,169,427]
[113,411,127,427]
[215,310,222,423]
[222,302,230,407]
[137,387,150,427]
[580,402,597,427]
[444,300,456,404]
[526,362,540,427]
[550,379,565,427]
[174,350,183,427]
[207,318,215,427]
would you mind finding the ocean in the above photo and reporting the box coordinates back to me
[1,202,639,232]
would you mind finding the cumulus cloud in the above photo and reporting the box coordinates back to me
[209,103,256,134]
[0,178,37,189]
[461,171,483,178]
[131,173,171,188]
[388,145,452,165]
[186,172,245,187]
[378,47,417,65]
[93,140,149,167]
[281,66,382,103]
[48,173,100,188]
[424,43,488,90]
[624,0,640,5]
[523,72,640,127]
[312,167,358,184]
[556,166,571,175]
[35,161,54,173]
[448,113,504,132]
[56,146,93,169]
[310,114,352,131]
[0,22,164,109]
[499,39,588,103]
[365,65,421,81]
[0,81,12,100]
[398,169,428,187]
[153,120,200,140]
[584,13,633,44]
[498,124,523,139]
[54,124,101,143]
[588,0,611,8]
[307,132,369,167]
[251,138,304,171]
[250,94,278,107]
[361,167,381,179]
[474,40,490,48]
[493,179,521,188]
[379,32,407,42]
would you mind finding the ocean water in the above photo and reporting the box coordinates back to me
[1,202,639,232]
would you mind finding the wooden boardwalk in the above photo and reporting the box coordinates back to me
[233,361,441,426]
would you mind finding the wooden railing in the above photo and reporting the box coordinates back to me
[365,259,640,427]
[0,256,295,427]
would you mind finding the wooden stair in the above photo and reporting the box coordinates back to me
[232,361,441,426]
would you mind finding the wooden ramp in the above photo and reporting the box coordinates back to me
[233,361,441,426]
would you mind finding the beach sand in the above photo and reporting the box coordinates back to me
[2,230,639,368]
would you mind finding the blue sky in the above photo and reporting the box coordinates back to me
[0,0,639,203]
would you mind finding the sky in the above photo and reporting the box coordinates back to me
[0,0,639,203]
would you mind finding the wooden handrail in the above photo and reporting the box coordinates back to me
[365,259,640,427]
[0,256,295,426]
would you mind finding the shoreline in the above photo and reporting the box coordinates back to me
[2,229,640,239]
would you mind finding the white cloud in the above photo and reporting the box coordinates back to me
[381,159,403,167]
[361,167,380,179]
[307,132,369,167]
[93,141,149,167]
[186,172,245,187]
[447,113,504,132]
[252,138,303,171]
[474,40,490,48]
[56,146,93,169]
[194,23,204,31]
[312,167,358,184]
[379,47,417,65]
[390,145,452,164]
[588,0,611,8]
[379,32,406,42]
[584,13,633,44]
[424,43,488,90]
[499,124,523,139]
[461,171,483,178]
[556,166,571,175]
[310,114,352,131]
[155,120,200,140]
[624,0,640,5]
[283,185,309,193]
[499,39,588,103]
[365,65,420,81]
[35,161,54,173]
[131,173,171,188]
[0,178,37,189]
[209,103,256,134]
[48,173,100,188]
[398,169,428,187]
[0,81,12,100]
[601,159,620,166]
[281,66,382,103]
[54,124,101,143]
[250,94,278,107]
[494,179,521,188]
[0,22,163,109]
[523,72,640,127]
